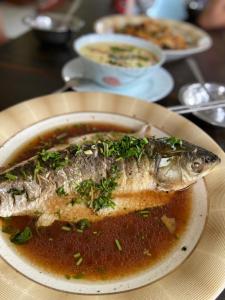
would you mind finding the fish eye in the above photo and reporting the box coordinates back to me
[191,161,203,173]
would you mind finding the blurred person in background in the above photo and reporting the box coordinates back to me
[114,0,225,29]
[197,0,225,29]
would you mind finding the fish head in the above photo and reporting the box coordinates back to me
[153,138,221,191]
[181,142,221,180]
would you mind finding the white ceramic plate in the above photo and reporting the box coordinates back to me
[94,15,212,62]
[62,58,174,102]
[0,111,207,294]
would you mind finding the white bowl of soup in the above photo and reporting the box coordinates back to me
[74,33,165,88]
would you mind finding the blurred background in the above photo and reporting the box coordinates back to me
[0,0,225,45]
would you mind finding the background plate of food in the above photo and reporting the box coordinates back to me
[94,15,212,62]
[0,93,224,300]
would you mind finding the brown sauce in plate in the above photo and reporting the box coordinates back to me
[1,123,192,280]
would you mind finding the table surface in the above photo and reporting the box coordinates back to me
[0,0,225,299]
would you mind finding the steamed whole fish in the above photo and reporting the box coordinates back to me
[0,135,220,226]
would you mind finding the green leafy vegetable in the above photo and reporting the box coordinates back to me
[38,149,69,170]
[73,252,81,258]
[166,137,182,149]
[99,136,148,160]
[115,239,122,251]
[76,257,83,266]
[34,160,43,178]
[10,226,32,244]
[56,186,68,197]
[72,273,84,279]
[137,209,150,218]
[76,219,90,231]
[5,172,17,181]
[61,225,72,231]
[76,179,94,200]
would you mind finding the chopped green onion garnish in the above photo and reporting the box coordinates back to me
[138,210,149,214]
[61,225,71,231]
[115,239,122,251]
[76,257,83,266]
[10,226,32,244]
[72,273,84,279]
[73,252,81,258]
[5,172,17,181]
[56,186,68,197]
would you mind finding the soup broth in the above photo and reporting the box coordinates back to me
[80,42,158,68]
[1,123,191,281]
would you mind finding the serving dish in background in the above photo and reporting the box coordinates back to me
[23,14,84,45]
[74,33,165,88]
[94,15,212,62]
[179,83,225,127]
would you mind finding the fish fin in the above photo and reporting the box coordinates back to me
[36,213,56,227]
[135,124,151,138]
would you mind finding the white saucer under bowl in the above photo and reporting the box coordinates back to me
[62,58,174,102]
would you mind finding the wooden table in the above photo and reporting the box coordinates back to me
[0,0,224,299]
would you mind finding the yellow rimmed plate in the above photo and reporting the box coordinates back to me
[0,92,224,300]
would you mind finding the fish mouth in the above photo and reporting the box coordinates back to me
[203,151,221,174]
[206,152,221,167]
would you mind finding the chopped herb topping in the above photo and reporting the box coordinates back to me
[75,165,119,212]
[20,169,28,180]
[99,136,148,160]
[38,149,69,170]
[137,209,150,218]
[76,179,94,200]
[56,186,68,197]
[5,172,17,181]
[34,160,43,178]
[73,252,81,258]
[72,272,84,279]
[61,225,72,231]
[166,137,182,149]
[115,239,122,251]
[10,226,32,244]
[110,46,128,52]
[76,219,90,231]
[69,144,82,155]
[76,257,83,266]
[65,272,85,279]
